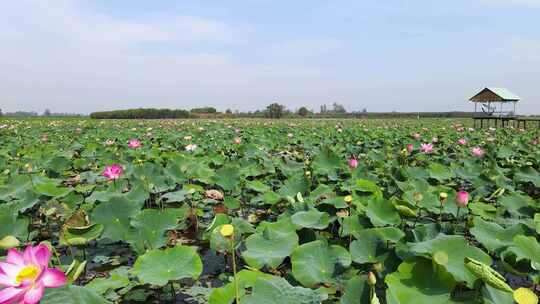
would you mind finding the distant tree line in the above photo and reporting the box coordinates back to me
[90,108,192,119]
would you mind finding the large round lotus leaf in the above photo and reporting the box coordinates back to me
[498,193,535,217]
[242,277,328,304]
[514,166,540,187]
[482,285,514,304]
[34,181,71,197]
[339,275,370,304]
[209,270,275,304]
[0,204,28,240]
[354,179,383,198]
[408,234,492,288]
[129,208,179,250]
[245,180,271,193]
[278,175,310,197]
[385,258,458,304]
[364,197,401,227]
[61,224,104,246]
[427,162,455,181]
[132,245,202,286]
[42,285,111,304]
[91,196,141,242]
[242,226,298,269]
[213,165,241,190]
[507,235,540,269]
[470,217,525,253]
[291,240,351,288]
[350,232,381,264]
[291,209,330,230]
[86,266,130,295]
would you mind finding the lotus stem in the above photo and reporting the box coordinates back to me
[230,238,240,304]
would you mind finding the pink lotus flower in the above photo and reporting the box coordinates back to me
[432,137,438,143]
[128,139,141,149]
[456,190,469,207]
[233,137,242,145]
[457,138,467,145]
[471,147,485,157]
[348,157,358,169]
[529,139,538,145]
[413,133,421,140]
[104,139,115,146]
[185,144,197,152]
[406,144,414,153]
[0,245,67,304]
[102,164,123,180]
[420,143,433,154]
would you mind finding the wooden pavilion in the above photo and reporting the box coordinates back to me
[469,87,520,128]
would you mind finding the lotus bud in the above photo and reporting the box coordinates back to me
[344,195,353,203]
[456,190,469,207]
[439,192,448,204]
[367,271,377,286]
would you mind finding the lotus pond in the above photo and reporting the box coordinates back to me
[0,118,539,304]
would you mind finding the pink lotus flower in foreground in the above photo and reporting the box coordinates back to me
[471,147,485,157]
[456,190,469,207]
[128,139,141,149]
[457,138,468,145]
[0,245,67,304]
[420,143,433,154]
[406,144,414,153]
[102,164,123,180]
[348,157,358,169]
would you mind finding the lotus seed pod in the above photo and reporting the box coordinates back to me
[513,287,538,304]
[464,257,512,293]
[220,224,234,237]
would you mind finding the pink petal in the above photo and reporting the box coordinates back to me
[22,246,33,264]
[32,246,51,268]
[40,268,67,288]
[0,263,22,280]
[22,283,44,304]
[6,249,25,266]
[0,286,24,303]
[0,273,17,287]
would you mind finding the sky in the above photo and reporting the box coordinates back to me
[1,0,540,114]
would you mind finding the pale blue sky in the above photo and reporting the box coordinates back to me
[1,0,539,114]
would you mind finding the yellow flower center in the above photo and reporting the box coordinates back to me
[16,265,40,283]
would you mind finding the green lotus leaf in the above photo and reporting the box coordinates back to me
[291,240,351,287]
[42,285,111,304]
[507,235,540,269]
[242,225,298,269]
[208,270,274,304]
[61,223,104,246]
[246,180,272,193]
[498,193,535,217]
[131,245,202,286]
[427,162,455,181]
[350,227,404,264]
[129,208,180,250]
[354,179,383,198]
[86,266,130,295]
[514,166,540,187]
[470,217,526,253]
[242,277,328,304]
[339,275,370,304]
[364,197,401,227]
[408,234,492,288]
[214,165,241,190]
[291,209,330,230]
[385,258,458,304]
[91,196,141,242]
[34,181,71,197]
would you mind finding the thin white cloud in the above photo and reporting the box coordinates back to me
[477,0,540,7]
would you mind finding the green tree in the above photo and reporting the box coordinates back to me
[297,107,310,117]
[265,103,285,119]
[43,109,51,116]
